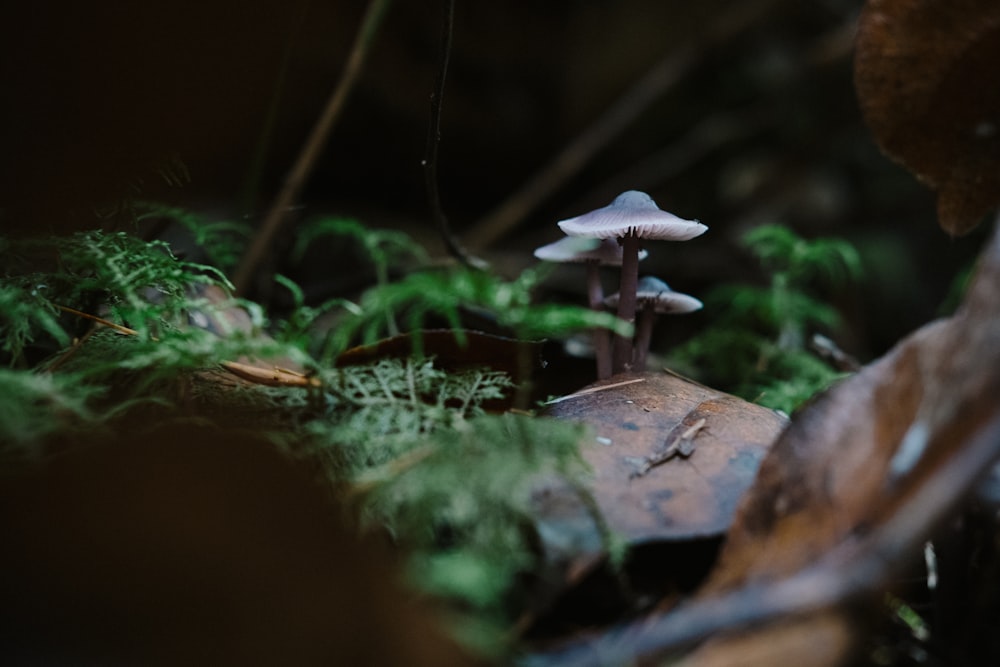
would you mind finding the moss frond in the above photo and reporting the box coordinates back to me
[0,283,71,366]
[671,223,861,413]
[135,201,252,271]
[0,213,605,654]
[321,264,632,362]
[0,369,99,462]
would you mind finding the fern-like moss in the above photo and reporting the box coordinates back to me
[0,218,607,656]
[0,283,71,366]
[295,358,593,652]
[0,369,99,463]
[319,264,631,362]
[134,201,252,272]
[670,224,861,413]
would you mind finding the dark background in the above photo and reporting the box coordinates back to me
[0,0,990,358]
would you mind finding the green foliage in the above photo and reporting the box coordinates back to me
[305,358,588,644]
[0,283,71,366]
[0,369,99,462]
[671,224,861,413]
[938,261,975,316]
[135,201,252,272]
[310,358,515,473]
[2,229,313,403]
[320,263,632,362]
[295,217,430,337]
[0,230,304,463]
[294,217,429,285]
[741,224,860,351]
[397,414,586,609]
[272,273,362,353]
[743,224,862,286]
[3,229,233,340]
[0,214,608,655]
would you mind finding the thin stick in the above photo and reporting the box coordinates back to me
[422,0,487,270]
[55,305,141,337]
[543,377,645,405]
[45,327,98,374]
[239,0,312,215]
[348,445,437,498]
[232,0,394,295]
[219,360,321,388]
[55,305,319,390]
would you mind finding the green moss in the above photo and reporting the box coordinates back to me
[0,215,610,655]
[670,224,861,413]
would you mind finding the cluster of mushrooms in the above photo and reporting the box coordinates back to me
[535,191,706,379]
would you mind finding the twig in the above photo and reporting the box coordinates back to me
[54,304,319,390]
[422,0,487,270]
[810,333,861,373]
[463,0,785,251]
[232,0,394,295]
[45,328,98,374]
[238,0,312,215]
[543,377,645,405]
[46,305,144,375]
[347,445,437,498]
[55,304,141,337]
[219,360,321,388]
[629,417,706,478]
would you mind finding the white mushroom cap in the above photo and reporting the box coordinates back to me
[533,236,649,265]
[557,190,707,241]
[604,276,703,314]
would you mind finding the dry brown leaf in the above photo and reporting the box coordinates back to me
[673,224,1000,665]
[699,319,943,590]
[855,0,1000,234]
[707,222,1000,592]
[676,612,856,667]
[534,371,786,558]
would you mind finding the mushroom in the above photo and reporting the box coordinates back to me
[557,191,706,373]
[534,237,648,379]
[605,276,702,371]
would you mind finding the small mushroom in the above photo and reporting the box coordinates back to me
[558,191,706,373]
[534,237,648,379]
[605,276,702,372]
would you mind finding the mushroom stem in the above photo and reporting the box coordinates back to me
[633,301,657,372]
[612,232,641,373]
[585,260,612,380]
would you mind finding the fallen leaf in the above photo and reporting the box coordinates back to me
[707,222,1000,592]
[534,371,786,556]
[674,611,855,667]
[854,0,1000,234]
